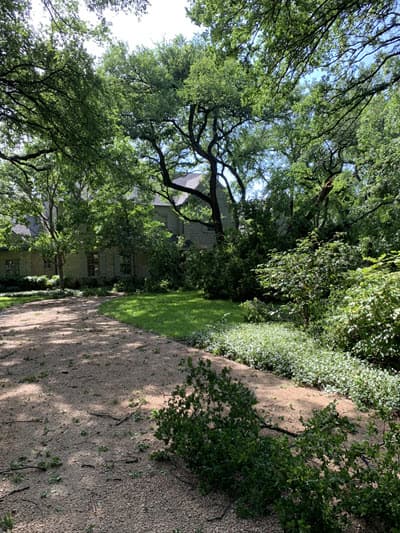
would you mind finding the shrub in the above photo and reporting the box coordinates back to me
[146,236,185,291]
[80,287,111,297]
[183,229,271,301]
[240,298,269,323]
[154,358,264,494]
[256,233,361,325]
[154,358,400,531]
[240,298,292,323]
[189,323,400,412]
[0,275,54,292]
[112,277,142,293]
[324,254,400,367]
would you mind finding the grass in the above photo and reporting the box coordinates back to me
[99,290,244,339]
[0,295,48,311]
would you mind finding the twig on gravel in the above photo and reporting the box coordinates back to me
[207,502,232,522]
[0,485,30,501]
[0,351,16,360]
[115,411,136,426]
[88,410,137,426]
[258,415,299,438]
[0,465,45,474]
[2,419,42,424]
[88,411,121,421]
[170,472,196,487]
[21,498,43,514]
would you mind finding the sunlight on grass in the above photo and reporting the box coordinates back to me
[0,295,46,311]
[99,290,244,338]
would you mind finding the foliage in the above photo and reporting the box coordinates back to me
[189,322,400,412]
[256,234,360,325]
[183,205,287,300]
[103,38,267,240]
[154,358,400,530]
[146,235,186,292]
[324,253,400,367]
[189,0,400,117]
[0,275,59,292]
[349,89,400,253]
[99,290,243,339]
[0,512,13,532]
[0,2,150,288]
[184,241,261,301]
[240,298,271,323]
[154,358,266,494]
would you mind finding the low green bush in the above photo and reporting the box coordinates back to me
[154,358,264,495]
[324,254,400,367]
[112,277,142,293]
[189,323,400,412]
[240,298,290,323]
[183,227,269,301]
[0,274,57,292]
[240,298,270,323]
[80,287,111,297]
[154,359,400,531]
[256,234,360,325]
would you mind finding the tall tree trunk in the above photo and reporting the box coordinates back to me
[56,251,65,290]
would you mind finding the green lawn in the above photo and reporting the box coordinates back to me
[99,290,244,339]
[0,295,47,311]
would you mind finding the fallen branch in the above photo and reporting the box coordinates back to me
[207,502,232,521]
[0,486,30,501]
[258,416,299,438]
[0,465,44,474]
[2,419,42,424]
[88,410,137,426]
[88,411,121,421]
[115,411,136,426]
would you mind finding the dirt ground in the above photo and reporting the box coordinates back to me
[0,297,369,533]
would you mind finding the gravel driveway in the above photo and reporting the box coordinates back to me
[0,297,363,532]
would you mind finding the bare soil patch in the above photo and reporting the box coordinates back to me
[0,297,368,532]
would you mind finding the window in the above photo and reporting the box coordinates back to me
[87,252,99,277]
[120,255,132,275]
[5,259,20,275]
[43,258,54,270]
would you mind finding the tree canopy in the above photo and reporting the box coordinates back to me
[189,1,400,123]
[104,38,271,240]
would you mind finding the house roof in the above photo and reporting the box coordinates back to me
[153,173,203,207]
[12,216,41,238]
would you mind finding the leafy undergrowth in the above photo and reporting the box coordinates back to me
[154,359,400,532]
[99,290,243,339]
[189,322,400,413]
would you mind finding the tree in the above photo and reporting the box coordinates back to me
[346,88,400,252]
[189,1,400,106]
[104,38,269,242]
[0,0,152,285]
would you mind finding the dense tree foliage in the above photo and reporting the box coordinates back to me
[189,1,400,102]
[104,38,272,241]
[0,0,152,283]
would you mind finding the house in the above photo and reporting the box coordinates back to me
[0,173,232,281]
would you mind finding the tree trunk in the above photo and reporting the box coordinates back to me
[56,252,65,290]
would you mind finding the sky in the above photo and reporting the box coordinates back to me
[103,0,199,50]
[31,0,199,53]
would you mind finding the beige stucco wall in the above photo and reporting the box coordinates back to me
[64,248,124,280]
[0,250,48,277]
[1,184,232,282]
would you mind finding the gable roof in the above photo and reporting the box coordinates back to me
[153,173,203,207]
[12,216,41,238]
